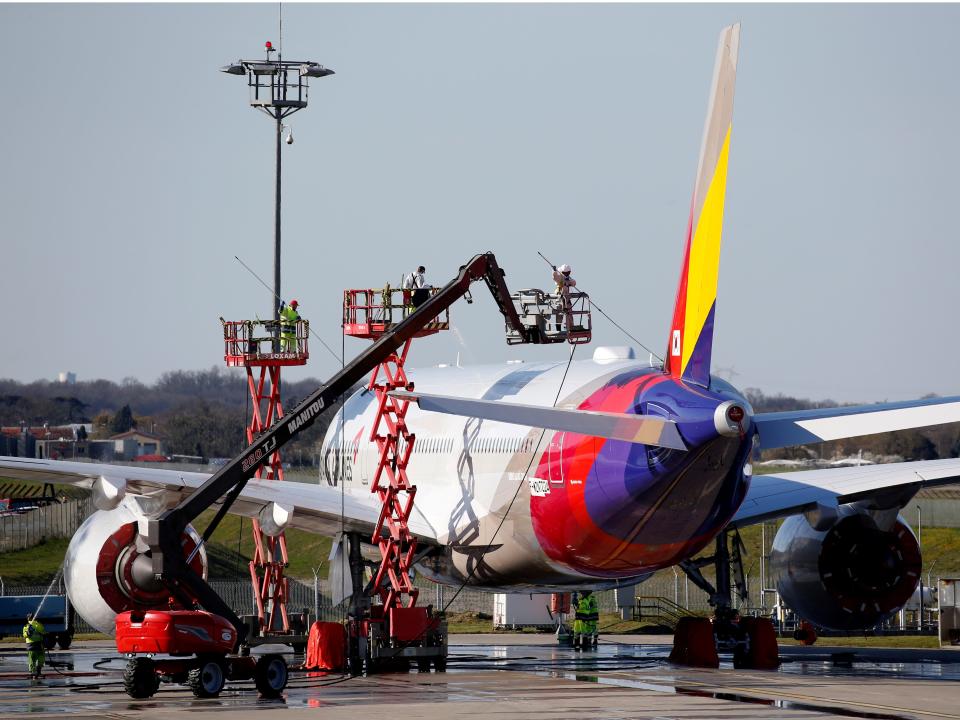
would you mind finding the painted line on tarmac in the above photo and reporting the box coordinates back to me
[674,679,960,720]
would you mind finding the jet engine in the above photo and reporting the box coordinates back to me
[64,497,207,635]
[770,506,920,630]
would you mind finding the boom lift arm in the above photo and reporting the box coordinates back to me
[147,252,544,645]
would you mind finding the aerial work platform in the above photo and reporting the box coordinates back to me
[344,285,591,345]
[343,287,450,340]
[222,318,310,367]
[505,288,592,345]
[220,316,311,644]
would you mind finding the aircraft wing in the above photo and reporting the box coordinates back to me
[392,390,687,450]
[0,456,438,543]
[730,458,960,527]
[754,395,960,450]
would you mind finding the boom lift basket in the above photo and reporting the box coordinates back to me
[505,289,592,345]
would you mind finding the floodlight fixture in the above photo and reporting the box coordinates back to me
[220,42,335,330]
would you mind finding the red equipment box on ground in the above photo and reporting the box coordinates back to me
[115,610,237,655]
[388,606,439,643]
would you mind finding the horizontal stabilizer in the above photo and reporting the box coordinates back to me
[390,390,687,450]
[755,395,960,451]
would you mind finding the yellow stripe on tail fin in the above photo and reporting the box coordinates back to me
[664,23,740,388]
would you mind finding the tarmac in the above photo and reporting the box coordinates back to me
[1,635,959,719]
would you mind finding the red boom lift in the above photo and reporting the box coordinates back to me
[115,253,585,697]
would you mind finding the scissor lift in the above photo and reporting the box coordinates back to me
[221,318,311,646]
[342,288,450,672]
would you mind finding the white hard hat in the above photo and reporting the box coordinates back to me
[558,263,572,273]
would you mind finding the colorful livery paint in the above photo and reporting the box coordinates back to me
[666,24,739,388]
[320,24,748,591]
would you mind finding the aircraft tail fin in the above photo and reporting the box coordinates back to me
[664,23,740,388]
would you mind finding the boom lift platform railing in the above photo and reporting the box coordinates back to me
[505,288,592,345]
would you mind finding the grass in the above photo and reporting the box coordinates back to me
[0,507,332,585]
[195,509,332,583]
[0,538,71,585]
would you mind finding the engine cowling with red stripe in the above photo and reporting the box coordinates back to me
[64,499,207,635]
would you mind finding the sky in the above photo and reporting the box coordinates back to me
[2,3,959,403]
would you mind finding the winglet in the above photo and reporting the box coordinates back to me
[665,24,740,388]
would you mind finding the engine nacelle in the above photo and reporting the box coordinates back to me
[64,497,207,635]
[770,507,920,631]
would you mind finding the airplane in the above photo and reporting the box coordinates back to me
[3,23,960,654]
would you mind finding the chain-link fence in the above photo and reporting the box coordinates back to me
[1,571,772,635]
[0,498,93,553]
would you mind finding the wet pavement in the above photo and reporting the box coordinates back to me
[0,636,958,719]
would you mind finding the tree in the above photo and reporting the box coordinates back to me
[110,404,136,434]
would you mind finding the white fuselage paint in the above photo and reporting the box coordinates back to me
[319,356,656,587]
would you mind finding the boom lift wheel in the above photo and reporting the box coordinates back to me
[188,655,227,698]
[254,654,288,698]
[123,657,160,699]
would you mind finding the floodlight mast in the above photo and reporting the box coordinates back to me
[220,42,334,335]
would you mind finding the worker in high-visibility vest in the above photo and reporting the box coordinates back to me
[573,590,599,649]
[279,299,301,353]
[22,613,45,679]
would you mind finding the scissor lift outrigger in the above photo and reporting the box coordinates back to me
[115,252,590,697]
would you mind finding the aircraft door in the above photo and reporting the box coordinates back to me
[546,431,565,486]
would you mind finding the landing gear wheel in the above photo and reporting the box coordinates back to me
[188,656,226,698]
[56,633,72,650]
[42,635,57,651]
[417,658,431,673]
[123,657,159,699]
[433,657,447,673]
[349,656,363,676]
[254,654,288,698]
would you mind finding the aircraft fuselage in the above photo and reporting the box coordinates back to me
[320,352,753,591]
